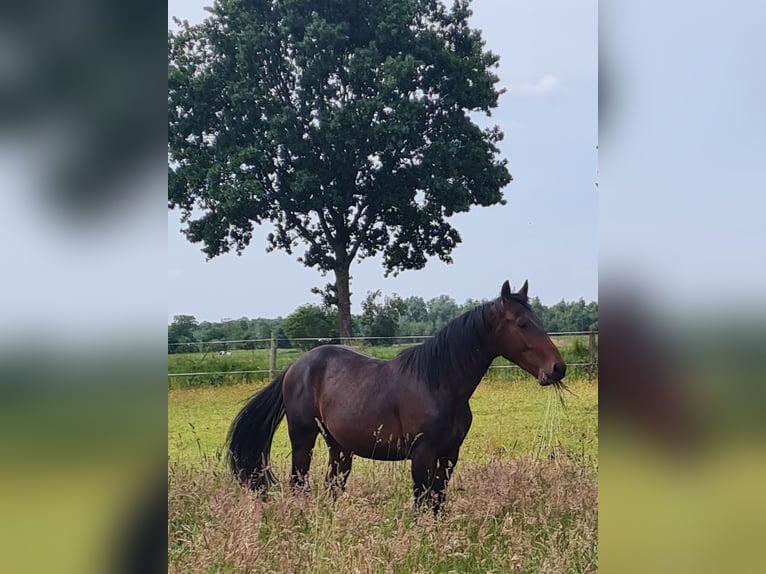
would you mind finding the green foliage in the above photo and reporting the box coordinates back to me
[396,295,432,336]
[403,295,428,322]
[168,314,199,353]
[168,0,512,337]
[531,296,598,332]
[168,0,510,266]
[564,337,599,375]
[570,338,588,361]
[168,295,598,353]
[311,282,339,311]
[359,290,406,344]
[426,294,460,331]
[281,304,338,349]
[168,315,286,354]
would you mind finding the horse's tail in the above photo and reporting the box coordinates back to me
[225,370,287,493]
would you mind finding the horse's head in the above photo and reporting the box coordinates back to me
[491,280,566,385]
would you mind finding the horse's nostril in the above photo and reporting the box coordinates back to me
[553,362,567,378]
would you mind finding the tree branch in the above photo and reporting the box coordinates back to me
[284,210,333,266]
[349,198,368,230]
[349,203,374,261]
[315,209,335,244]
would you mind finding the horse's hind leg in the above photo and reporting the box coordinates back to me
[325,438,353,499]
[287,420,319,495]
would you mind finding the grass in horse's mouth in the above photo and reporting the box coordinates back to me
[536,380,578,459]
[550,379,578,398]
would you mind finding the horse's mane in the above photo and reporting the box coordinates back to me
[395,294,528,389]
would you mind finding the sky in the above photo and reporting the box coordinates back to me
[167,0,598,322]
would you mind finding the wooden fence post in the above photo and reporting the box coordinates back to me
[588,331,595,381]
[269,331,277,381]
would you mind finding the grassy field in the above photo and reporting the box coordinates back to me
[169,374,598,573]
[169,376,598,467]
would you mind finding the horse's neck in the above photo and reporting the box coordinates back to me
[448,345,496,401]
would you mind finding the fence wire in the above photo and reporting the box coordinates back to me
[168,331,598,379]
[168,362,595,378]
[167,331,594,347]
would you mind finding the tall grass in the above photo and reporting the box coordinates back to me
[168,455,597,573]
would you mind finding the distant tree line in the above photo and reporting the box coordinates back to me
[168,294,597,354]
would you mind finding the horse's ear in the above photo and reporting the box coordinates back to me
[517,279,529,299]
[501,280,512,304]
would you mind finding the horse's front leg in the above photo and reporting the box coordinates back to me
[430,447,460,516]
[410,443,437,512]
[427,405,471,514]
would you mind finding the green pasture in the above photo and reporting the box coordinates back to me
[168,374,598,471]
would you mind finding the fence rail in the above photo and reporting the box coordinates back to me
[167,331,595,346]
[168,362,595,378]
[168,331,598,382]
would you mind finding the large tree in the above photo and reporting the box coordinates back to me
[168,0,511,340]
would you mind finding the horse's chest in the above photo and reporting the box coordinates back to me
[447,411,472,442]
[422,405,472,450]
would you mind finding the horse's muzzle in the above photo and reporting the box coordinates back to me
[539,362,567,385]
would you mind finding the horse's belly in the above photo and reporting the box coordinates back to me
[323,420,414,461]
[352,441,410,461]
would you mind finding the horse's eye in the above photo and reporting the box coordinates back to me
[517,319,528,329]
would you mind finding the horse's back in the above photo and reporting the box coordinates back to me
[281,344,388,407]
[285,344,386,387]
[308,344,382,361]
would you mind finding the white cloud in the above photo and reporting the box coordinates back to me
[512,74,562,96]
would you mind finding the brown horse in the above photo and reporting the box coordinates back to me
[226,279,566,514]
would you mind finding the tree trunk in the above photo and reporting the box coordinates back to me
[334,264,353,344]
